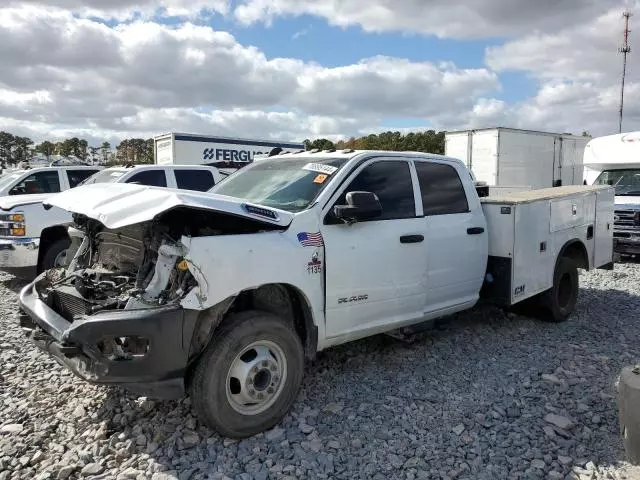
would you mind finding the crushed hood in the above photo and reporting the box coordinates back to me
[43,183,295,230]
[0,193,59,211]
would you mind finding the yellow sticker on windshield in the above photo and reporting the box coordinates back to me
[313,174,328,184]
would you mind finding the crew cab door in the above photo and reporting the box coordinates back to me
[321,158,427,340]
[414,160,487,311]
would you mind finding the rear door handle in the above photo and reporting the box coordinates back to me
[400,235,424,244]
[467,227,485,235]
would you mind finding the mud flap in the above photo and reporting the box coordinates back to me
[619,365,640,465]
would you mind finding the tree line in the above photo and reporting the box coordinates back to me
[0,132,154,166]
[304,130,447,154]
[0,129,448,167]
[0,128,592,167]
[303,129,591,154]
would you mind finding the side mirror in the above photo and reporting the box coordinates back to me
[333,191,382,222]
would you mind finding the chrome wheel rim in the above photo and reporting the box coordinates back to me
[225,340,287,415]
[53,249,68,268]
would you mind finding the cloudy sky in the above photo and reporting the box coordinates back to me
[0,0,638,145]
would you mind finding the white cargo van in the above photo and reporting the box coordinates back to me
[583,131,640,257]
[445,128,590,189]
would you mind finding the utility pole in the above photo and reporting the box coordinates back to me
[619,10,632,133]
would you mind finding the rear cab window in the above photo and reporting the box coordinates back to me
[125,170,167,187]
[175,169,216,191]
[67,169,101,188]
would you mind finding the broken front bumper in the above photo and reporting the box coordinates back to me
[614,235,640,255]
[18,278,199,399]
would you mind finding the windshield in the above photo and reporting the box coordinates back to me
[79,169,126,186]
[0,172,24,191]
[594,169,640,196]
[209,157,348,212]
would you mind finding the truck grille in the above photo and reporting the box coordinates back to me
[614,210,640,230]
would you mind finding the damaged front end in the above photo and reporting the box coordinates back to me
[18,183,294,399]
[18,213,208,399]
[38,215,198,320]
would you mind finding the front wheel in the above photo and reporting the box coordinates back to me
[540,256,579,322]
[39,238,71,273]
[189,310,304,438]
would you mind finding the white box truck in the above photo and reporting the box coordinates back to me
[154,133,305,172]
[582,131,640,257]
[445,128,590,189]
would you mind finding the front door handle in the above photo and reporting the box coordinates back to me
[467,227,485,235]
[400,234,424,244]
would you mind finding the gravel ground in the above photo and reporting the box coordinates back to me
[2,264,640,480]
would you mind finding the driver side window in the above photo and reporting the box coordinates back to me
[9,171,61,195]
[328,160,415,223]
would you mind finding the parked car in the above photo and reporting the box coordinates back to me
[18,150,614,438]
[0,164,223,277]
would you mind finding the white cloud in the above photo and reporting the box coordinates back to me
[2,0,637,145]
[482,3,639,135]
[514,81,640,134]
[0,109,368,145]
[233,0,619,39]
[485,6,635,85]
[8,0,229,20]
[0,5,499,143]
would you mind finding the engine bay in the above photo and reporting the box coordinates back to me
[35,216,198,321]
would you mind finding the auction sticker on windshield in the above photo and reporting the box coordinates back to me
[303,163,338,175]
[313,174,328,184]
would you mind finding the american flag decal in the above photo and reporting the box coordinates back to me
[297,231,324,247]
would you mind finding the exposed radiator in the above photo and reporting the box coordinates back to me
[48,285,97,321]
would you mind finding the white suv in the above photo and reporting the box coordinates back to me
[79,164,223,190]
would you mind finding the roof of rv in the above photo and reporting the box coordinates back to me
[584,131,640,167]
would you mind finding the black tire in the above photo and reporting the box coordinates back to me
[39,238,71,272]
[540,256,579,322]
[189,310,304,438]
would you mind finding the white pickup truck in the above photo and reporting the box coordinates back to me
[18,150,614,438]
[0,166,102,275]
[1,164,223,277]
